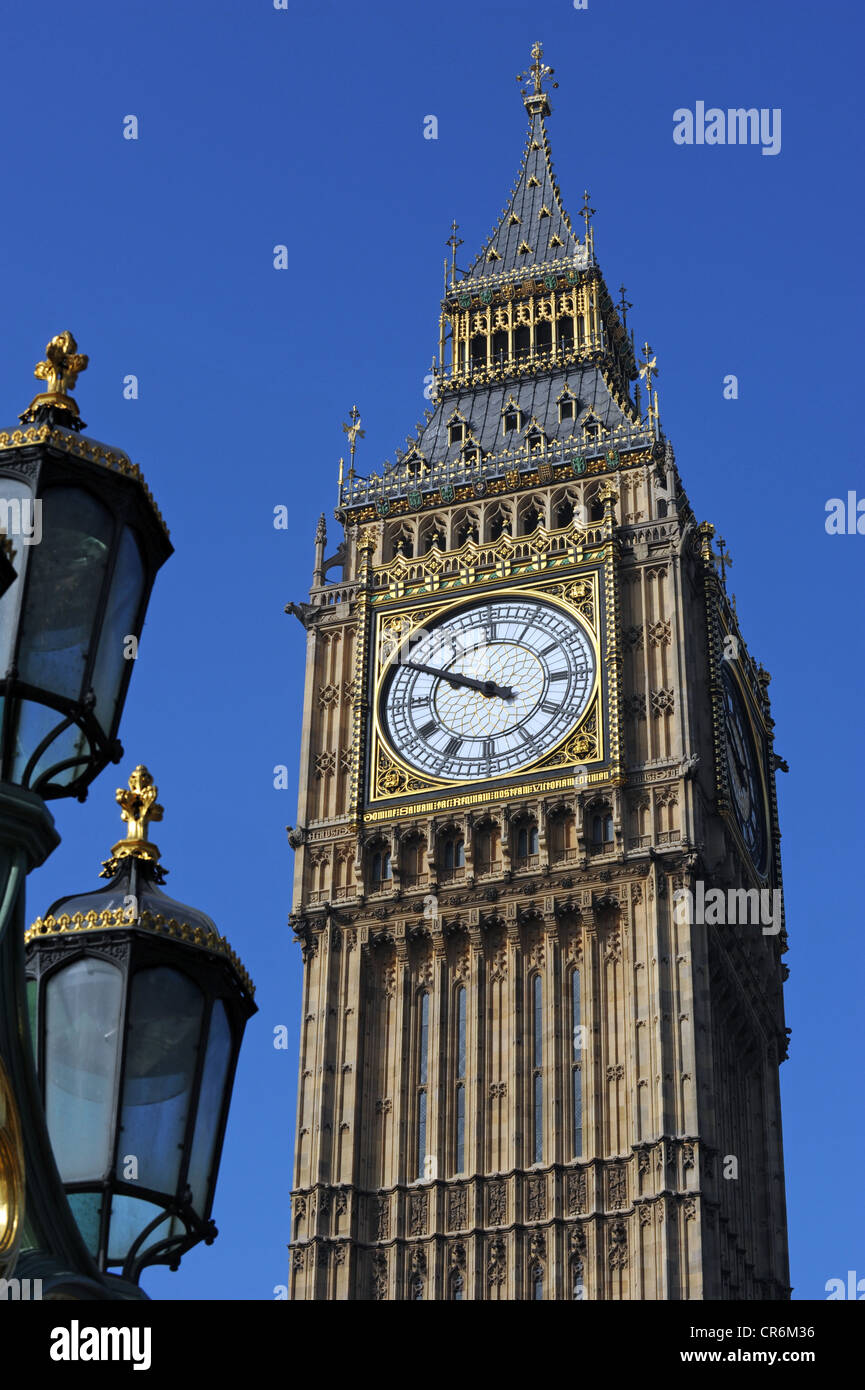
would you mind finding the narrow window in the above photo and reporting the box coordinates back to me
[604,814,613,843]
[518,826,528,858]
[455,985,466,1173]
[535,320,552,353]
[492,330,508,365]
[532,974,543,1163]
[449,421,465,446]
[572,968,583,1157]
[532,1264,544,1300]
[452,1273,464,1300]
[503,408,519,433]
[559,396,575,421]
[529,825,539,854]
[444,839,455,870]
[417,991,429,1179]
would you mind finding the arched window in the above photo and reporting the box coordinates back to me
[443,836,465,872]
[492,330,508,365]
[474,823,497,875]
[556,499,575,528]
[516,823,539,863]
[503,406,520,433]
[549,811,576,863]
[590,812,613,846]
[559,396,575,422]
[532,974,543,1163]
[535,320,552,354]
[521,504,540,535]
[558,318,574,352]
[572,968,583,1158]
[417,991,430,1180]
[514,325,530,359]
[470,334,486,370]
[455,985,466,1174]
[371,848,392,883]
[448,420,465,446]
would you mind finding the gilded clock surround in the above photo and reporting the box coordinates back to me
[367,575,606,806]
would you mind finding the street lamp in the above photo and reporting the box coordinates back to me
[25,766,256,1284]
[0,334,172,1297]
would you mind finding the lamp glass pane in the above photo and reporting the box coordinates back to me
[107,1194,181,1266]
[117,967,204,1195]
[17,486,113,700]
[12,696,91,787]
[91,526,145,732]
[67,1192,103,1258]
[45,958,123,1182]
[186,1000,233,1216]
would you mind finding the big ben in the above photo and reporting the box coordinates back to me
[285,43,790,1301]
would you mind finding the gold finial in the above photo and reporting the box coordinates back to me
[342,405,365,482]
[19,331,89,428]
[109,765,163,866]
[446,220,464,288]
[617,284,632,330]
[517,42,558,110]
[579,190,596,236]
[715,536,733,584]
[638,342,660,437]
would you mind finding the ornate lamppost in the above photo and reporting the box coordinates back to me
[0,333,171,1297]
[25,766,256,1286]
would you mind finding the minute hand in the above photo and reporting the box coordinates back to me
[402,660,513,700]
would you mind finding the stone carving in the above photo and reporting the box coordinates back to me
[609,1219,628,1270]
[372,1250,388,1300]
[409,1191,428,1236]
[448,1187,467,1231]
[527,1177,547,1221]
[566,1169,587,1215]
[488,1238,506,1286]
[488,1181,507,1225]
[376,1196,390,1242]
[608,1165,627,1210]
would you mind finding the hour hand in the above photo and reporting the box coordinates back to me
[402,660,513,700]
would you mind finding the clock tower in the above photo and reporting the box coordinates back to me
[286,44,790,1301]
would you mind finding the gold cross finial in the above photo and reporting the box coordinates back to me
[617,284,632,329]
[715,536,733,583]
[20,330,89,428]
[446,220,464,287]
[518,41,557,98]
[579,190,596,236]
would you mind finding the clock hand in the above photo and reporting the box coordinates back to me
[402,660,514,700]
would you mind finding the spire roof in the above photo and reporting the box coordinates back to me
[461,42,588,284]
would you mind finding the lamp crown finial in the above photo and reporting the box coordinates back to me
[20,330,89,429]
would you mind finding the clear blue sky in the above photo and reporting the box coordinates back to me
[2,0,861,1300]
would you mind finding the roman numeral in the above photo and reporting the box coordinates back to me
[540,642,559,657]
[540,700,559,714]
[418,720,437,739]
[548,670,568,682]
[443,736,462,758]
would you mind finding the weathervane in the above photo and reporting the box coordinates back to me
[446,220,464,289]
[342,404,365,482]
[638,342,660,438]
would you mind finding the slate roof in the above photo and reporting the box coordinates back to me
[407,366,630,468]
[465,107,583,280]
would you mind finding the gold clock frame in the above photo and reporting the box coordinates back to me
[365,570,607,812]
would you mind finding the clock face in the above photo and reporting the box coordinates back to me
[721,665,768,874]
[380,596,596,782]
